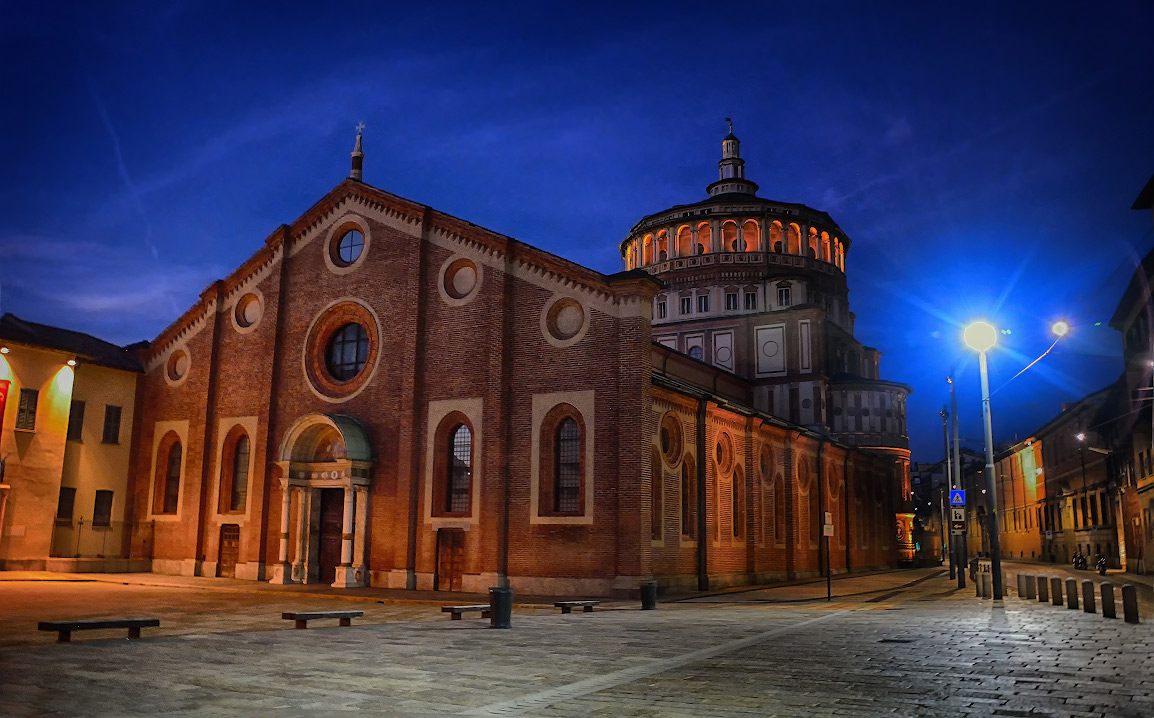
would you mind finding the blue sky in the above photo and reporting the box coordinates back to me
[2,1,1152,463]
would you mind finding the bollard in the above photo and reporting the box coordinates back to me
[640,581,657,610]
[1065,578,1078,610]
[1101,583,1116,619]
[489,586,513,629]
[1122,584,1140,624]
[1081,580,1095,614]
[1050,577,1063,606]
[1016,574,1026,598]
[1025,574,1037,599]
[980,573,991,599]
[1037,576,1049,603]
[976,572,983,597]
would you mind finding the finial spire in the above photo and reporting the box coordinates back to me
[726,117,733,135]
[350,122,365,181]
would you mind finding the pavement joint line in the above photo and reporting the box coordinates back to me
[459,609,850,716]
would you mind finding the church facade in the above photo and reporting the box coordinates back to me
[122,129,910,596]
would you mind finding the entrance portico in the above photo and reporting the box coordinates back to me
[269,413,373,588]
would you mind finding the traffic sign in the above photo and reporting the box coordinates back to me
[950,520,965,532]
[949,490,966,506]
[950,507,965,522]
[822,524,834,537]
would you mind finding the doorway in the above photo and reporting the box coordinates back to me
[436,528,465,591]
[318,488,344,584]
[218,524,240,578]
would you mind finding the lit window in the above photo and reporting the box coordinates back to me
[102,405,122,444]
[777,286,792,307]
[744,293,757,310]
[697,295,709,313]
[680,297,692,315]
[92,490,114,527]
[657,301,667,319]
[725,293,738,311]
[325,323,369,381]
[67,401,85,442]
[688,346,703,361]
[15,389,38,430]
[337,229,364,264]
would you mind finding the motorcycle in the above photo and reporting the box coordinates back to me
[1096,556,1107,576]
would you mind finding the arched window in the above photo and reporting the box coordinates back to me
[677,226,692,257]
[732,466,745,539]
[722,221,739,251]
[744,220,759,251]
[643,235,654,265]
[697,223,711,254]
[774,472,785,542]
[154,433,182,515]
[538,405,586,516]
[681,460,697,537]
[447,425,472,513]
[230,435,250,512]
[432,415,476,516]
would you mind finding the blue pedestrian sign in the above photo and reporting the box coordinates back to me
[949,490,966,506]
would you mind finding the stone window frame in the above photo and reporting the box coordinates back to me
[424,398,484,528]
[323,214,372,276]
[302,298,382,403]
[217,423,252,515]
[147,420,189,522]
[536,403,587,517]
[530,390,595,525]
[153,431,183,516]
[432,413,475,518]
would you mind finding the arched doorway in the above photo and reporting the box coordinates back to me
[269,413,374,588]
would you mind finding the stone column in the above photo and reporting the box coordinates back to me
[332,485,360,587]
[690,225,699,255]
[291,487,308,582]
[353,485,369,584]
[269,480,294,584]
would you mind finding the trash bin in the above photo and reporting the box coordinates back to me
[489,586,512,629]
[641,581,657,610]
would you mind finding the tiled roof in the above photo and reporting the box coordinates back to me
[0,314,143,372]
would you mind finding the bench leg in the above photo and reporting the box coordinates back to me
[450,613,462,620]
[295,620,308,629]
[128,627,142,639]
[583,606,594,613]
[57,630,71,643]
[561,606,572,614]
[339,617,351,627]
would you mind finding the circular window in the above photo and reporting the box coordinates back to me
[802,398,812,409]
[334,229,364,265]
[715,432,734,475]
[444,258,478,299]
[235,293,261,328]
[303,300,380,401]
[324,323,369,381]
[547,299,584,340]
[659,413,682,466]
[688,346,703,360]
[167,350,189,382]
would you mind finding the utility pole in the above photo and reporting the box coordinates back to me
[940,407,955,579]
[949,375,966,589]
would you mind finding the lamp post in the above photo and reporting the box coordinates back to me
[940,407,954,577]
[964,320,1004,599]
[1076,432,1089,532]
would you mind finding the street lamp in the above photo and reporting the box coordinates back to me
[964,320,1004,599]
[1076,433,1089,532]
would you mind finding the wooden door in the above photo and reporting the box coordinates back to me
[218,524,240,578]
[318,488,343,584]
[436,528,465,591]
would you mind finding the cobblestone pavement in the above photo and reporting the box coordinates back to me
[0,568,1150,717]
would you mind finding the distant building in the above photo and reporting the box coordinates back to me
[0,314,144,571]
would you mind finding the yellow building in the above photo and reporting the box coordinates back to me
[0,314,145,571]
[994,438,1046,562]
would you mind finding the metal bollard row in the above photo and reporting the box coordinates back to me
[1013,574,1140,625]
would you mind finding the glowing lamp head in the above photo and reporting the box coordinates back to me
[1051,320,1070,337]
[67,359,77,367]
[1076,432,1085,442]
[963,321,998,353]
[0,346,8,354]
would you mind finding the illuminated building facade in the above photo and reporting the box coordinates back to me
[0,314,143,571]
[114,128,910,595]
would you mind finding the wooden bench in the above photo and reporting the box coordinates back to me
[554,600,600,614]
[441,604,492,620]
[38,618,160,643]
[281,610,364,629]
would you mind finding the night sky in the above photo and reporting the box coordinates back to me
[3,2,1152,464]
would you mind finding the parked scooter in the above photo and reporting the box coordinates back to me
[1096,554,1107,576]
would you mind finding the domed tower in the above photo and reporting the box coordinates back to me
[620,125,911,460]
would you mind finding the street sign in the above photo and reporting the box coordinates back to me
[822,524,834,537]
[824,512,833,524]
[949,490,966,506]
[950,507,965,522]
[950,520,965,532]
